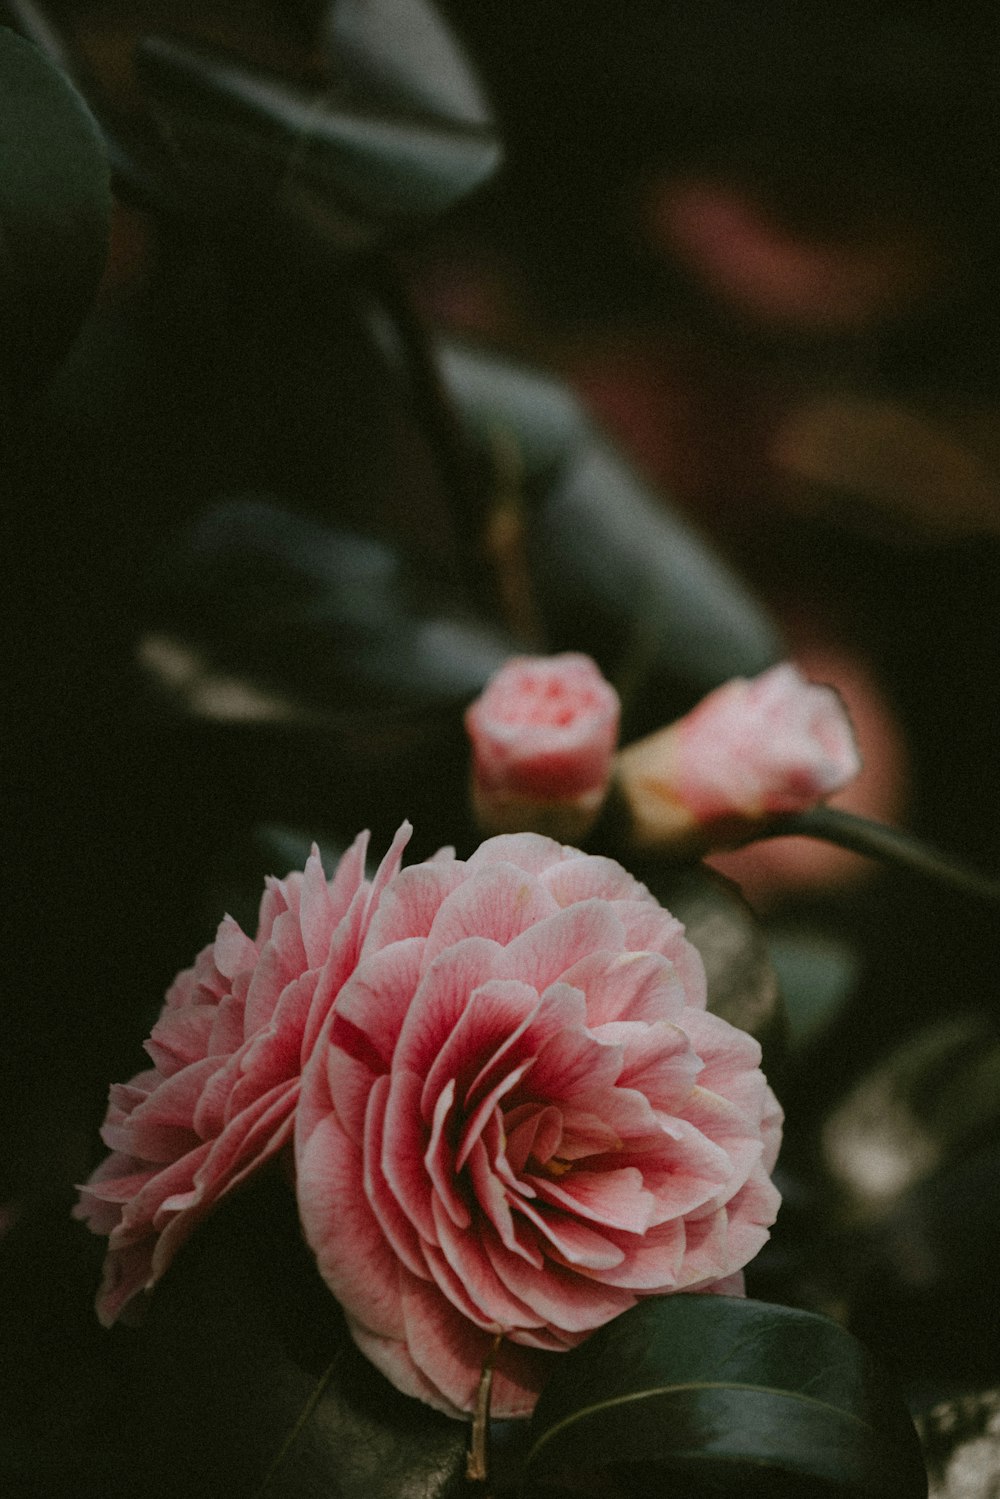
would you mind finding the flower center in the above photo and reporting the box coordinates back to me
[541,1156,573,1178]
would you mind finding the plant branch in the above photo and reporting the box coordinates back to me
[762,805,1000,906]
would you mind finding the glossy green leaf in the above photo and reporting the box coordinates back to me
[524,1296,927,1498]
[329,0,494,129]
[135,2,501,253]
[0,24,111,399]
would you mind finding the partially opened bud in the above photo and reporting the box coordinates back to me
[617,663,862,854]
[465,653,621,841]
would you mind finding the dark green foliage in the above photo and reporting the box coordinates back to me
[0,25,110,403]
[524,1296,928,1498]
[0,1178,468,1499]
[135,0,501,253]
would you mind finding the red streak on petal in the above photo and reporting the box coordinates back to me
[330,1011,387,1075]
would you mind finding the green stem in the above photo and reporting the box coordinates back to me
[466,1334,503,1492]
[365,257,490,587]
[763,806,1000,906]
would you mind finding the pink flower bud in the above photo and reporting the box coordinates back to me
[465,653,621,840]
[617,663,862,853]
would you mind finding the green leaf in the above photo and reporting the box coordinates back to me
[134,7,501,254]
[0,25,111,400]
[523,1296,927,1498]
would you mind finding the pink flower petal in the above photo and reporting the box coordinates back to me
[297,847,340,969]
[254,876,293,948]
[530,1166,657,1234]
[360,820,413,930]
[614,904,709,1007]
[363,1074,429,1278]
[455,1059,534,1173]
[520,991,623,1103]
[423,864,560,964]
[559,948,686,1026]
[101,1059,218,1162]
[484,1229,633,1326]
[425,1080,472,1229]
[399,1273,550,1418]
[466,832,572,877]
[298,891,376,1060]
[499,900,625,992]
[360,862,468,956]
[605,1020,701,1113]
[713,1166,783,1266]
[93,1235,162,1328]
[542,855,648,907]
[350,1319,466,1415]
[421,977,541,1128]
[208,991,247,1057]
[144,1005,217,1077]
[381,1067,437,1244]
[533,1106,621,1162]
[675,1207,732,1288]
[229,971,320,1114]
[590,1218,688,1290]
[464,1136,542,1264]
[505,1105,565,1174]
[426,1196,546,1331]
[312,938,426,1145]
[391,938,507,1084]
[297,1110,409,1341]
[212,915,258,982]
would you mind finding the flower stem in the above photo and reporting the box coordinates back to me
[763,806,1000,906]
[466,1334,504,1490]
[365,258,490,590]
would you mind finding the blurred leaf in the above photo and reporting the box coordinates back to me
[439,344,784,725]
[328,0,494,128]
[136,0,501,253]
[843,1135,1000,1408]
[822,1014,1000,1228]
[524,1295,927,1498]
[768,928,860,1050]
[773,396,1000,543]
[148,497,512,718]
[1,1176,468,1499]
[120,1175,468,1499]
[0,24,110,400]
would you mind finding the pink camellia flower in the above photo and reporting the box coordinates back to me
[616,662,862,854]
[465,653,621,841]
[74,826,411,1326]
[295,831,782,1419]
